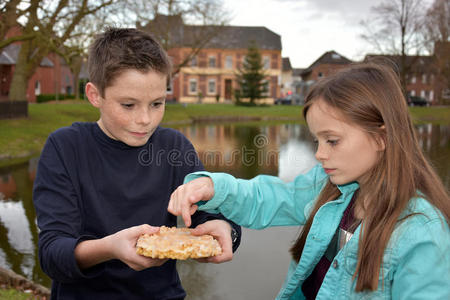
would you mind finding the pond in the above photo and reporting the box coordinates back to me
[0,123,449,299]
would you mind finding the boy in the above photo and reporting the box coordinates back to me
[33,27,241,300]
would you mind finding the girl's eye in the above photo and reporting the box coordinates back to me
[121,103,134,108]
[327,140,339,146]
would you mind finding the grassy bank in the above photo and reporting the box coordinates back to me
[0,288,30,300]
[0,100,449,166]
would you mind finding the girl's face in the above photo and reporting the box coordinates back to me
[306,99,384,186]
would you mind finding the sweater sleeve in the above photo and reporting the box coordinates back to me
[33,135,103,283]
[184,164,327,229]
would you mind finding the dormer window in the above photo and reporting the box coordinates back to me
[332,53,340,59]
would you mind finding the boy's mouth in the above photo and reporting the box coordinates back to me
[130,131,148,137]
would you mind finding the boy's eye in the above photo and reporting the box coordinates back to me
[152,102,164,108]
[121,103,134,108]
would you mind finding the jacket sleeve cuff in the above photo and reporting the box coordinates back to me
[183,171,233,213]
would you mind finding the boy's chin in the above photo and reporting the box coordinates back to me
[124,136,151,147]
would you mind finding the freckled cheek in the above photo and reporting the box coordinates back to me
[151,110,165,124]
[112,110,132,128]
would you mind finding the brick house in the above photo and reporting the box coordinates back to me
[364,54,439,105]
[141,20,282,104]
[0,28,75,103]
[295,50,352,102]
[363,42,450,105]
[301,50,353,82]
[280,57,293,97]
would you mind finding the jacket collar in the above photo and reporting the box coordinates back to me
[336,181,359,195]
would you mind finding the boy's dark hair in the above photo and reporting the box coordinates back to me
[88,27,172,97]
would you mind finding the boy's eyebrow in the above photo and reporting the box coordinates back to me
[119,96,166,102]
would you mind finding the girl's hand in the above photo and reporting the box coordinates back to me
[168,177,215,227]
[105,224,168,270]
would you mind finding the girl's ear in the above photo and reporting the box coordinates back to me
[86,82,102,108]
[377,125,386,151]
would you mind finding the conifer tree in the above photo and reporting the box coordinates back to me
[235,42,268,105]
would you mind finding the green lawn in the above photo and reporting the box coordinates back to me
[0,288,31,300]
[0,101,449,166]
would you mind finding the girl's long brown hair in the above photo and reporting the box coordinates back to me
[290,62,450,291]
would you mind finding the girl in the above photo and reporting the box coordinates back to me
[168,63,450,299]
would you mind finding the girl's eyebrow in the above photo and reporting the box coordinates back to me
[311,129,337,136]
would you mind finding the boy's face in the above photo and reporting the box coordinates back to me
[87,69,167,147]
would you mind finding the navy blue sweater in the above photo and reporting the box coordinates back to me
[33,122,240,300]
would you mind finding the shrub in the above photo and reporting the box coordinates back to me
[36,94,76,103]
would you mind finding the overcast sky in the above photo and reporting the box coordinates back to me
[222,0,432,68]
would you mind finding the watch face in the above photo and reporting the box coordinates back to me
[231,228,238,243]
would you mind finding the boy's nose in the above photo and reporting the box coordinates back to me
[136,109,151,125]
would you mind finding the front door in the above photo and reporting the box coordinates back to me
[225,79,232,101]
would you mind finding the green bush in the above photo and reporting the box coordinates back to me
[36,94,76,103]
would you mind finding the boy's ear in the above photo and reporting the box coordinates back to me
[86,82,102,108]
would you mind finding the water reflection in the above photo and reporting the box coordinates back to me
[0,123,449,299]
[0,157,49,287]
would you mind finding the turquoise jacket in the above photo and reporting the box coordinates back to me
[185,165,450,299]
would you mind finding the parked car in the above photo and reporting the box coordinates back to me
[407,96,428,107]
[275,97,292,105]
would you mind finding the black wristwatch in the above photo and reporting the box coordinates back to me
[231,227,238,244]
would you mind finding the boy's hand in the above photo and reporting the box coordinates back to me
[106,224,168,271]
[191,220,233,263]
[168,177,215,227]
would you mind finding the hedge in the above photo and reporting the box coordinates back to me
[36,94,76,103]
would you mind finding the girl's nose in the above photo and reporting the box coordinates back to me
[315,143,328,162]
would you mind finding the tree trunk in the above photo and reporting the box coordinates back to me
[9,62,31,102]
[9,39,49,102]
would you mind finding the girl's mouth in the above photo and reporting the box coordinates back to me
[324,168,336,174]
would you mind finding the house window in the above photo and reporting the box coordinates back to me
[225,55,233,69]
[35,81,41,95]
[208,56,216,68]
[430,90,434,101]
[411,76,416,84]
[420,90,425,98]
[263,56,270,69]
[318,72,323,78]
[410,90,416,96]
[167,79,173,94]
[190,56,197,67]
[189,79,198,94]
[422,74,427,84]
[208,79,216,94]
[262,80,269,97]
[332,53,341,59]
